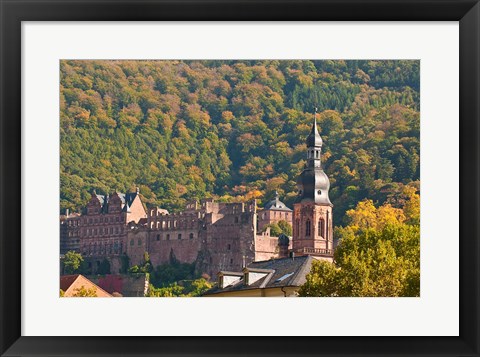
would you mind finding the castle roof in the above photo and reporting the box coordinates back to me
[117,191,139,212]
[263,191,292,212]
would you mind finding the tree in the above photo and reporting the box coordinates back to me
[147,278,213,297]
[63,251,84,274]
[72,285,98,297]
[299,195,420,297]
[277,220,293,236]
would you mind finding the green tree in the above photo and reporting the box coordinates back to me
[63,251,84,274]
[277,220,293,236]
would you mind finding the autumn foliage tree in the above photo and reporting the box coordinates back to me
[60,60,420,224]
[299,188,420,297]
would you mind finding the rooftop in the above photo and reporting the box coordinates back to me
[204,255,314,295]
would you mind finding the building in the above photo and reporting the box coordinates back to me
[126,198,292,277]
[204,255,315,297]
[257,191,293,232]
[60,188,148,273]
[61,193,293,278]
[293,110,334,260]
[60,274,112,297]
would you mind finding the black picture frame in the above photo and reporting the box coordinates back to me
[1,1,478,356]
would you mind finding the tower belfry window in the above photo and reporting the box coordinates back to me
[319,219,325,237]
[306,219,311,236]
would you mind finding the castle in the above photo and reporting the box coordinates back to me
[60,114,334,278]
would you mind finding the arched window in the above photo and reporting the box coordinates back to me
[189,233,194,239]
[319,219,325,237]
[306,219,311,236]
[130,239,134,246]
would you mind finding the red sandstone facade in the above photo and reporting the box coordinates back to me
[61,193,293,277]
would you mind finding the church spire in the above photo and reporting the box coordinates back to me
[306,107,323,148]
[295,107,332,206]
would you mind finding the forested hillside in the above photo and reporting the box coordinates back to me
[60,60,420,225]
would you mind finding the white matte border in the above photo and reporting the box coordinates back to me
[22,22,459,336]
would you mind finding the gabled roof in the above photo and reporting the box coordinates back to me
[205,256,315,295]
[118,192,139,212]
[94,194,106,206]
[263,191,292,212]
[91,190,140,213]
[60,274,112,297]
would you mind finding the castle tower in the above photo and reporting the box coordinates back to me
[293,109,334,258]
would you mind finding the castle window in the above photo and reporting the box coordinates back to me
[318,190,321,195]
[166,234,170,240]
[235,217,239,223]
[95,218,98,223]
[100,217,103,223]
[306,219,311,236]
[227,244,231,251]
[110,227,113,234]
[230,259,233,264]
[189,233,194,239]
[89,218,92,224]
[130,239,134,246]
[178,234,182,240]
[138,239,142,246]
[296,219,300,234]
[156,234,160,241]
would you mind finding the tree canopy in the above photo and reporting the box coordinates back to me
[298,188,420,297]
[60,60,420,225]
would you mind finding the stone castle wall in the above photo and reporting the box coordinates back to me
[62,196,292,278]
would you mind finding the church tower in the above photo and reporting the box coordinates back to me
[293,109,334,258]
